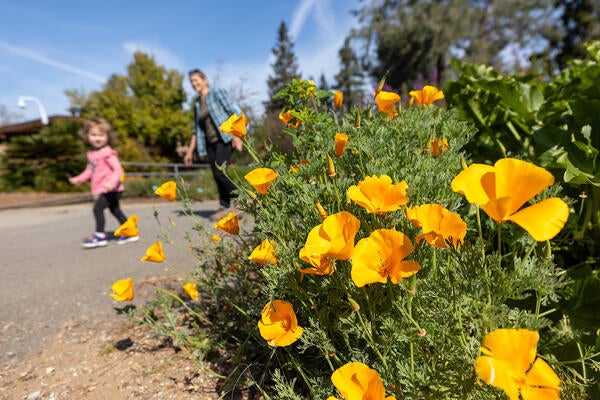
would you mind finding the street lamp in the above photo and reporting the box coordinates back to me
[17,96,49,125]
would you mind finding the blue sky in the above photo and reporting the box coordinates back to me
[0,0,362,122]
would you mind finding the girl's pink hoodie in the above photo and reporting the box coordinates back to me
[71,146,124,195]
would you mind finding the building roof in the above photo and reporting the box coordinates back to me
[0,115,82,141]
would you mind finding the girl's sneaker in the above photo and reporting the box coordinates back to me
[81,233,108,248]
[116,235,140,245]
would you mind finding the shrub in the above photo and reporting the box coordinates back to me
[122,79,598,399]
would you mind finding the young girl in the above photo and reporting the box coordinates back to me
[69,118,139,248]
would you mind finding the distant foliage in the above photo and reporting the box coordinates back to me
[0,119,85,192]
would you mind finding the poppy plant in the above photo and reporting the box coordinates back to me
[219,112,248,138]
[375,90,400,118]
[114,215,139,237]
[333,91,344,109]
[351,229,421,287]
[300,211,360,261]
[141,241,165,263]
[214,211,240,235]
[109,278,134,302]
[154,180,177,201]
[245,168,279,195]
[451,158,569,241]
[328,362,396,400]
[347,175,409,214]
[408,85,445,106]
[182,282,199,300]
[406,204,467,248]
[334,133,348,157]
[475,328,560,400]
[249,238,278,265]
[257,300,303,347]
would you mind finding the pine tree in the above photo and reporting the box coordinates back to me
[264,21,301,113]
[333,38,365,107]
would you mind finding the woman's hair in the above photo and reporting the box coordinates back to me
[80,117,117,146]
[188,68,207,80]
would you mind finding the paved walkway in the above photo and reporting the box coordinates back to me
[0,199,221,367]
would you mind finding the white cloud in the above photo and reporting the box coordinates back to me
[0,41,105,83]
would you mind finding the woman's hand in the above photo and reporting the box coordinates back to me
[232,137,243,152]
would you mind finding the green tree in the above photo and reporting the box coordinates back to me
[264,21,301,113]
[65,52,188,160]
[333,37,366,107]
[351,0,561,90]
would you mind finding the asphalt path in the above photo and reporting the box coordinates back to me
[0,199,222,367]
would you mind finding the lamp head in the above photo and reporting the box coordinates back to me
[17,97,26,108]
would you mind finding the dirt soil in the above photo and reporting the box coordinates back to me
[0,192,244,400]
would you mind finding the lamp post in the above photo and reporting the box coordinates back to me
[17,96,49,125]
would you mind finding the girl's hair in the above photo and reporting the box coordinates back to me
[80,117,117,146]
[188,68,207,80]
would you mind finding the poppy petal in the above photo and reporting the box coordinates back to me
[507,198,569,241]
[451,164,495,205]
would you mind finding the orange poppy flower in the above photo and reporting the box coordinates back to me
[451,158,569,241]
[300,211,360,261]
[279,110,300,128]
[182,282,199,300]
[406,204,467,248]
[333,91,344,109]
[245,168,279,195]
[347,175,409,214]
[475,329,560,400]
[114,215,139,237]
[140,241,165,262]
[329,362,396,400]
[219,112,248,138]
[334,133,348,157]
[408,85,445,106]
[375,91,400,118]
[429,138,448,157]
[257,300,303,347]
[351,229,421,287]
[214,211,240,235]
[249,238,278,265]
[109,278,134,302]
[154,180,177,201]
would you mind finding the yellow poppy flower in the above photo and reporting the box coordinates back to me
[301,211,360,261]
[475,329,561,400]
[257,300,303,347]
[114,215,139,237]
[248,238,278,265]
[330,362,396,400]
[429,137,448,157]
[406,204,467,248]
[219,112,248,138]
[182,282,199,300]
[334,133,348,157]
[327,155,336,177]
[211,234,222,243]
[333,91,344,109]
[347,175,409,214]
[351,229,421,287]
[245,168,279,195]
[375,91,400,118]
[109,278,134,302]
[451,158,569,241]
[214,211,240,235]
[154,180,177,201]
[299,231,335,277]
[140,241,165,263]
[279,110,300,128]
[408,85,445,106]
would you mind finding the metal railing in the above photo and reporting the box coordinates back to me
[121,161,210,181]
